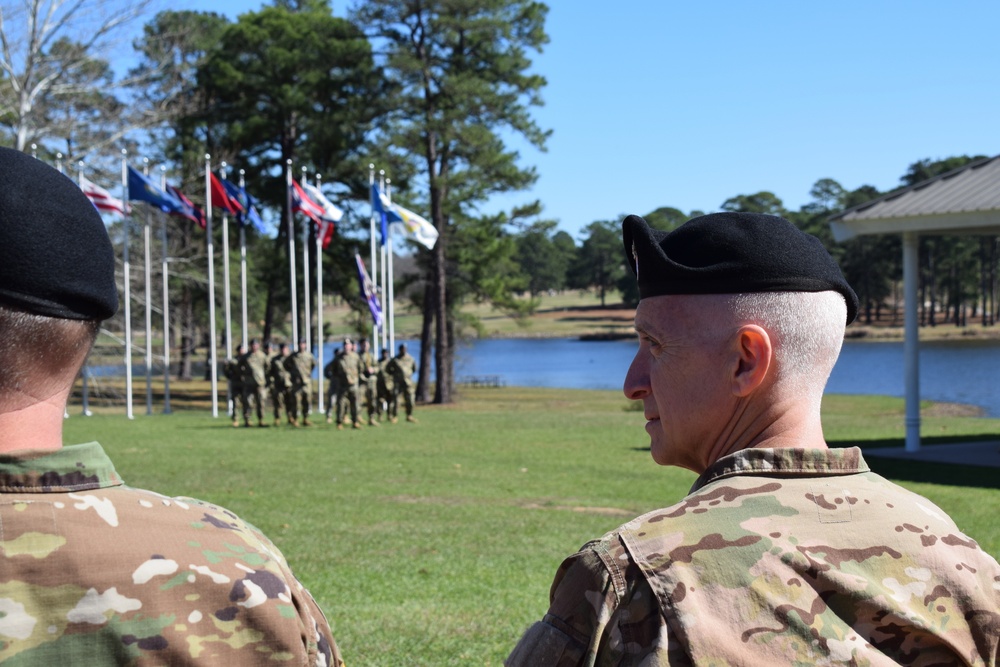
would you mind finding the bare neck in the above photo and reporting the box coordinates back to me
[705,393,828,469]
[0,387,69,454]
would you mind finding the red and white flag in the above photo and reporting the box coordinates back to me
[80,174,128,218]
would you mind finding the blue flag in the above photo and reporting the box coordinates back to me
[371,183,401,246]
[127,166,184,214]
[221,178,267,234]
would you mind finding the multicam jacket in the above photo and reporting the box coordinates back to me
[0,442,342,666]
[507,447,1000,666]
[285,351,316,391]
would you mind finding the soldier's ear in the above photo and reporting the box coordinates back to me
[730,325,772,397]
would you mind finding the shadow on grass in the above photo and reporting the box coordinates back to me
[626,440,1000,490]
[835,437,1000,490]
[861,458,999,490]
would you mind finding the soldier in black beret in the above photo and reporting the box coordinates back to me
[508,212,1000,666]
[0,148,342,664]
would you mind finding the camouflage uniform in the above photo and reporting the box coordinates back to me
[222,356,243,426]
[507,447,1000,666]
[324,351,343,424]
[376,354,396,422]
[388,350,417,421]
[268,349,293,425]
[334,350,363,427]
[238,347,269,427]
[359,348,379,425]
[285,348,315,426]
[0,442,342,666]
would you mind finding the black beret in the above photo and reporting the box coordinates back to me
[0,148,118,320]
[623,212,858,324]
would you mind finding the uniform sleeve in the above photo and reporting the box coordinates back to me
[506,544,620,667]
[507,538,684,667]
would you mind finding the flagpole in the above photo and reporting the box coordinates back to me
[389,236,396,351]
[56,152,63,174]
[385,178,394,352]
[369,165,378,353]
[379,170,388,352]
[121,150,134,420]
[142,158,154,416]
[205,154,219,418]
[315,172,325,413]
[238,170,249,350]
[220,162,233,368]
[78,160,92,416]
[286,159,299,343]
[159,165,172,414]
[301,167,311,353]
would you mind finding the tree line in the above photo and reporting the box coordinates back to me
[526,155,996,331]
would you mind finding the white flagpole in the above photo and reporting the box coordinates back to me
[220,162,233,368]
[316,172,325,413]
[159,166,172,414]
[142,158,154,416]
[382,178,396,355]
[389,236,396,351]
[301,167,311,353]
[286,159,299,343]
[238,170,249,349]
[369,165,377,353]
[378,170,388,352]
[205,154,219,417]
[121,150,134,419]
[55,152,63,173]
[78,161,92,416]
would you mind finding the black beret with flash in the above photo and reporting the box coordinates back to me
[0,147,118,321]
[622,212,858,324]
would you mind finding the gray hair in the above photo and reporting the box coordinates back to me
[724,291,846,396]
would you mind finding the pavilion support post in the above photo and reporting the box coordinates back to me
[903,231,921,452]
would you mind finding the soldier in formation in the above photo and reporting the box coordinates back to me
[0,147,341,664]
[387,343,418,423]
[376,347,397,423]
[324,343,343,424]
[285,339,316,426]
[223,344,245,427]
[506,212,1000,665]
[358,338,380,426]
[333,338,363,430]
[237,338,269,427]
[268,342,294,426]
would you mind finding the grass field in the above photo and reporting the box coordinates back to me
[63,388,1000,666]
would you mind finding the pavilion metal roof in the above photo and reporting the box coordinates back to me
[829,155,1000,241]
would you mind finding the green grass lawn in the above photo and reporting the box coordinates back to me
[63,388,1000,666]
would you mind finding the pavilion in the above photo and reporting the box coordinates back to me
[829,155,1000,452]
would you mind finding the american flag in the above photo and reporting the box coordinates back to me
[79,174,128,218]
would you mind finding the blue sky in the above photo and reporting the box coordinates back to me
[177,0,1000,239]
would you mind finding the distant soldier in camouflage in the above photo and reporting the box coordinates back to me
[0,148,342,665]
[507,213,1000,666]
[358,338,379,426]
[285,339,316,426]
[324,345,343,425]
[376,347,396,423]
[238,338,269,427]
[268,342,294,426]
[334,338,363,430]
[388,343,417,423]
[222,344,245,427]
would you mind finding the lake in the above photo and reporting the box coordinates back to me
[344,338,1000,417]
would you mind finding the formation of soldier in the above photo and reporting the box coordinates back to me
[225,337,418,428]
